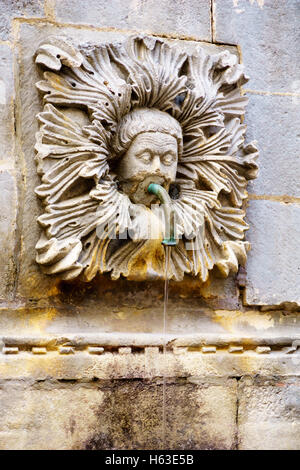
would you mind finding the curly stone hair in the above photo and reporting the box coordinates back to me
[113,107,183,158]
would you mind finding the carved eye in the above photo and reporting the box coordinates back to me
[162,154,175,165]
[139,152,151,163]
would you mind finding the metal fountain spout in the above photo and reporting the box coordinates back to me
[147,183,177,246]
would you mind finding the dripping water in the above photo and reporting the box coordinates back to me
[162,245,171,449]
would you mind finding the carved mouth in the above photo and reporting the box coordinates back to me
[140,174,168,192]
[117,174,171,206]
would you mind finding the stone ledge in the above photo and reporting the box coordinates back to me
[1,345,299,356]
[1,332,300,351]
[1,349,300,380]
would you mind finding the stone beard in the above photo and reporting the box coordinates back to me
[113,108,183,206]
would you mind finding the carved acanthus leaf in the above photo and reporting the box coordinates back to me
[178,118,258,206]
[35,36,83,70]
[35,104,109,205]
[109,36,188,111]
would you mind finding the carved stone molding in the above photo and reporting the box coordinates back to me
[1,333,300,383]
[1,333,300,355]
[34,35,258,282]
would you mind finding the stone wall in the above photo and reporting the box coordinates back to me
[0,0,299,450]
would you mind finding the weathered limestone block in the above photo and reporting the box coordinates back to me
[245,200,300,306]
[0,170,18,300]
[0,378,237,450]
[245,94,300,197]
[0,0,44,40]
[16,23,244,305]
[0,45,14,163]
[55,0,212,41]
[238,376,300,450]
[214,0,300,92]
[0,383,103,450]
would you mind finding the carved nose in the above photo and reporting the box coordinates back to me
[151,155,161,172]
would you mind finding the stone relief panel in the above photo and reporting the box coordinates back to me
[34,35,258,282]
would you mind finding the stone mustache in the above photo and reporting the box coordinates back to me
[34,35,258,281]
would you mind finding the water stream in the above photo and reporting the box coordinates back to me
[162,245,171,449]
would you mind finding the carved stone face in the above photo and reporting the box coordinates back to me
[116,131,178,205]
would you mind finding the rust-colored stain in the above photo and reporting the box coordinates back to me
[21,274,60,299]
[27,307,58,333]
[127,239,165,281]
[213,309,274,334]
